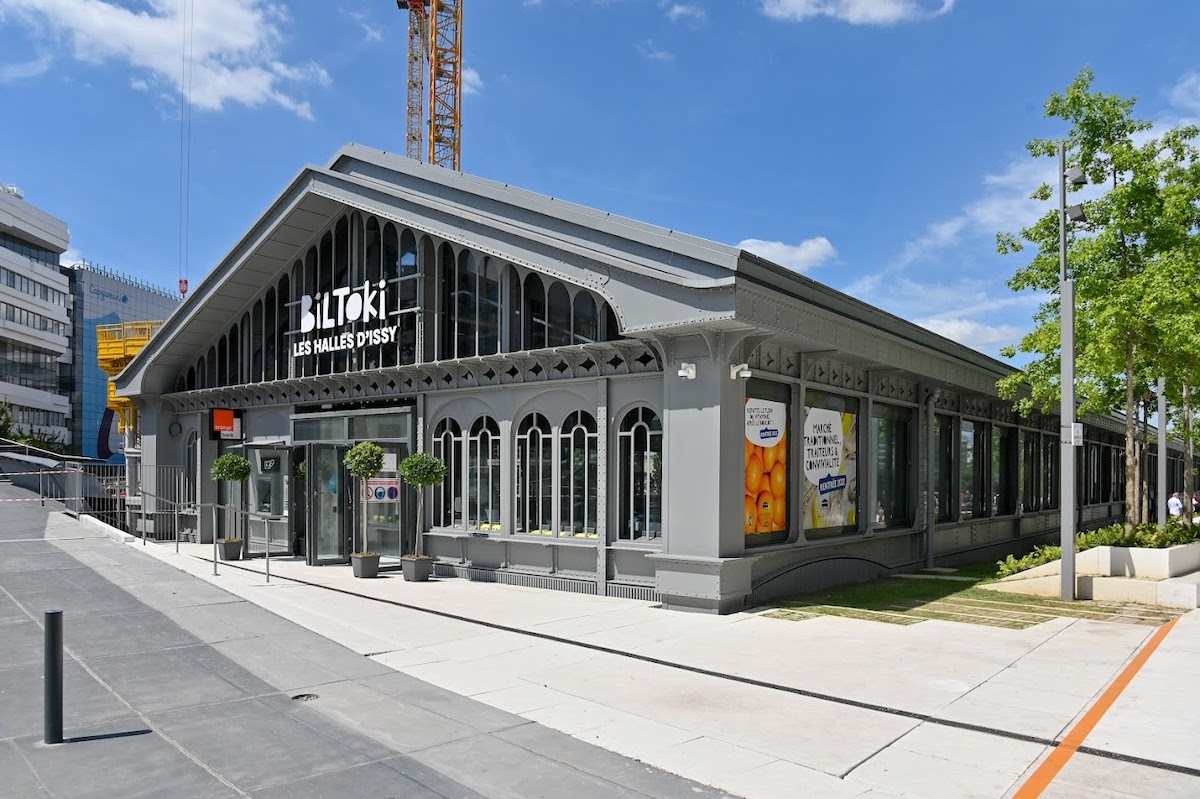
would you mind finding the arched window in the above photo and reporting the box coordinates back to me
[432,419,462,528]
[275,274,289,380]
[479,257,499,356]
[217,335,228,386]
[617,407,663,541]
[523,273,546,349]
[503,264,522,352]
[603,303,620,342]
[398,228,418,365]
[573,292,598,345]
[187,366,196,391]
[227,324,240,385]
[332,217,350,373]
[467,416,500,529]
[381,223,400,368]
[206,346,217,388]
[317,232,333,374]
[251,300,264,382]
[516,414,553,534]
[561,411,598,538]
[457,249,477,359]
[438,243,456,360]
[547,282,571,347]
[185,431,199,506]
[263,288,276,382]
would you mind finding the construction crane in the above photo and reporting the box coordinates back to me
[396,1,463,171]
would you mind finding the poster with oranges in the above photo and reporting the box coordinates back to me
[744,398,788,536]
[802,407,857,529]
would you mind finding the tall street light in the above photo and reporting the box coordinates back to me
[1060,142,1087,601]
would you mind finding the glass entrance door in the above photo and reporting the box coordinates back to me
[307,444,351,565]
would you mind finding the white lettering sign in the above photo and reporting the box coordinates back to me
[292,279,398,359]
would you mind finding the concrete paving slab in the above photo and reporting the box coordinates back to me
[0,739,43,799]
[419,728,728,799]
[936,681,1090,740]
[715,758,873,799]
[644,736,776,786]
[85,644,272,714]
[147,696,394,792]
[0,660,132,739]
[524,697,642,736]
[211,635,346,692]
[285,678,484,753]
[1021,752,1200,799]
[471,683,581,715]
[355,670,530,734]
[248,756,485,799]
[0,618,45,670]
[414,629,539,663]
[57,609,200,658]
[12,717,238,799]
[372,646,452,669]
[573,712,700,760]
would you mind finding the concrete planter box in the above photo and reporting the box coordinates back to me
[402,556,433,582]
[1009,541,1200,581]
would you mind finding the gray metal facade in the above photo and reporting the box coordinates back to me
[116,144,1140,613]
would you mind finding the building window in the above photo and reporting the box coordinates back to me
[803,390,858,537]
[746,379,790,547]
[432,419,462,528]
[560,411,598,538]
[523,272,546,349]
[617,406,662,542]
[960,420,986,519]
[1041,434,1058,509]
[467,416,500,530]
[572,291,598,345]
[547,282,571,347]
[398,228,419,365]
[1020,431,1040,512]
[185,431,199,506]
[872,403,911,529]
[479,257,500,356]
[516,413,554,534]
[934,414,954,522]
[992,425,1017,515]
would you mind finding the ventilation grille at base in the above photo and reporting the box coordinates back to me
[432,563,660,602]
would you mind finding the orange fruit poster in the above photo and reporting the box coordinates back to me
[745,397,788,535]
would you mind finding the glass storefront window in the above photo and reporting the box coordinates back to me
[803,390,858,538]
[294,417,347,441]
[934,414,954,522]
[872,404,910,529]
[745,378,789,547]
[992,425,1017,516]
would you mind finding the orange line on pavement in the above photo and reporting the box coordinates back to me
[1011,616,1179,799]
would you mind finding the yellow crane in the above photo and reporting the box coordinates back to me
[397,1,464,170]
[97,321,164,432]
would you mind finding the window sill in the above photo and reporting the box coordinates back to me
[608,540,663,551]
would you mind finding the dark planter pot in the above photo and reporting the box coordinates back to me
[401,556,433,582]
[217,539,243,561]
[352,553,380,579]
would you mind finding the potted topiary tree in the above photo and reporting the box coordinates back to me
[398,451,447,582]
[210,453,251,560]
[344,441,385,578]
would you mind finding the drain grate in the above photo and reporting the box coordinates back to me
[290,693,319,702]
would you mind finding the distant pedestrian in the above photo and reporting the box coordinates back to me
[1168,492,1184,517]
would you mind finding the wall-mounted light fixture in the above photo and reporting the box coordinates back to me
[677,362,696,380]
[729,363,752,380]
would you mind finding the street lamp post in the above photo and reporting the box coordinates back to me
[1059,142,1087,601]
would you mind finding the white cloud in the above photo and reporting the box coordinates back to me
[739,236,837,273]
[129,76,147,91]
[1168,71,1200,117]
[760,0,955,25]
[0,0,328,119]
[341,8,381,42]
[664,3,707,23]
[913,317,1024,350]
[637,39,674,62]
[463,66,483,95]
[0,53,51,82]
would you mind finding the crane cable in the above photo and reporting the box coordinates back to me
[177,0,194,297]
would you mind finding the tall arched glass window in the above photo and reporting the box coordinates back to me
[617,407,663,542]
[561,411,598,538]
[547,282,571,347]
[457,249,477,359]
[186,366,196,391]
[263,288,276,381]
[317,232,334,374]
[332,216,350,372]
[217,336,228,386]
[275,275,289,380]
[398,228,418,365]
[251,300,264,382]
[504,264,522,352]
[382,223,400,368]
[603,303,620,342]
[516,414,553,534]
[185,431,199,506]
[479,257,500,356]
[228,324,240,385]
[523,273,546,350]
[438,243,456,360]
[573,292,598,345]
[432,419,462,528]
[206,346,217,388]
[363,218,382,371]
[467,416,500,530]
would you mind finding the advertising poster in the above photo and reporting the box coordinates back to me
[744,397,788,536]
[803,408,857,529]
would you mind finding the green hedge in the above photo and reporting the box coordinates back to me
[996,519,1200,578]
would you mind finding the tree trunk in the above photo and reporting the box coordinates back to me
[1124,341,1138,532]
[414,491,424,557]
[1186,384,1194,527]
[1141,399,1152,525]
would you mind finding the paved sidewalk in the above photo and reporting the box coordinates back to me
[129,536,1200,799]
[0,496,735,799]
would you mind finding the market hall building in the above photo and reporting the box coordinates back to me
[114,143,1139,613]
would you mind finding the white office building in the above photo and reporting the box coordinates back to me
[0,184,72,445]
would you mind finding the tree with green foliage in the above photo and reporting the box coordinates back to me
[997,67,1200,530]
[398,451,446,558]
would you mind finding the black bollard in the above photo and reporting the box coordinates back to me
[44,609,63,744]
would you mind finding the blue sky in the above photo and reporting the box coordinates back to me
[2,0,1199,358]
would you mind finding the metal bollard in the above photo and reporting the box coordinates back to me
[44,609,63,744]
